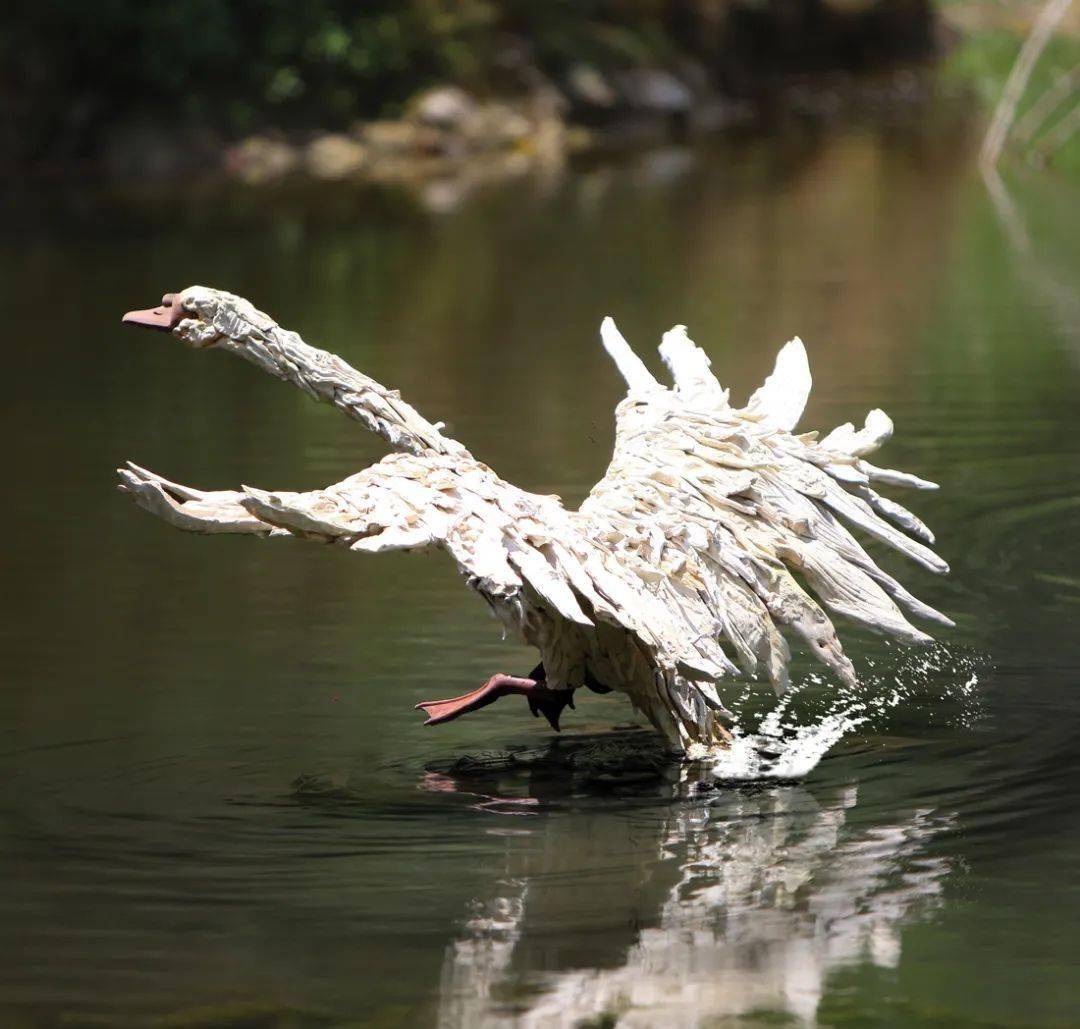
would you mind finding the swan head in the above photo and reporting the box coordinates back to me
[122,292,185,333]
[122,286,268,350]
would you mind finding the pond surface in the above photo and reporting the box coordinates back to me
[2,122,1079,1027]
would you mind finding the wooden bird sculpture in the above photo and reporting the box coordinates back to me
[118,288,951,756]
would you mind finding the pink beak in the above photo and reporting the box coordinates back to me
[122,292,184,331]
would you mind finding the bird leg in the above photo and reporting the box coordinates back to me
[415,667,575,731]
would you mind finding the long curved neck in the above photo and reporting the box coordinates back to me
[179,286,467,458]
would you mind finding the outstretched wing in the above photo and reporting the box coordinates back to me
[119,451,737,702]
[583,319,951,698]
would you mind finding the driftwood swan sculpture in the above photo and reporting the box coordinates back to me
[118,288,951,756]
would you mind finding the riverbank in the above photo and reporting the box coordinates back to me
[5,0,939,183]
[5,1,1076,191]
[61,62,965,210]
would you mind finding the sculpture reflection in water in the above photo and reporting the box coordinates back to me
[427,746,953,1027]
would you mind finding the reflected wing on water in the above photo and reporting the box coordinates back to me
[582,319,953,697]
[435,780,954,1028]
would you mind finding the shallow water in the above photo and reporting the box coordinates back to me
[2,123,1079,1026]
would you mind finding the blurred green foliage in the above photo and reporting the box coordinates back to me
[2,0,693,164]
[941,26,1080,174]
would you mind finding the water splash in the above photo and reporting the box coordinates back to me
[709,710,865,781]
[706,644,984,782]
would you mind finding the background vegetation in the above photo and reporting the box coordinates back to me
[941,10,1080,173]
[3,0,937,170]
[5,0,1076,174]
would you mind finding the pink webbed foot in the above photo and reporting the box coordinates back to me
[415,673,575,731]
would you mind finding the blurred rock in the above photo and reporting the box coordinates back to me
[304,134,367,179]
[566,63,617,109]
[222,66,709,194]
[358,120,441,156]
[225,135,299,184]
[617,69,694,113]
[410,85,478,130]
[462,102,533,150]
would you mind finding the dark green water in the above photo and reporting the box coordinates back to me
[2,125,1079,1027]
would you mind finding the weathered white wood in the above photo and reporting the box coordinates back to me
[118,463,284,536]
[860,462,939,491]
[820,408,893,456]
[119,288,952,755]
[600,317,661,395]
[658,325,728,406]
[175,287,464,457]
[739,338,811,431]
